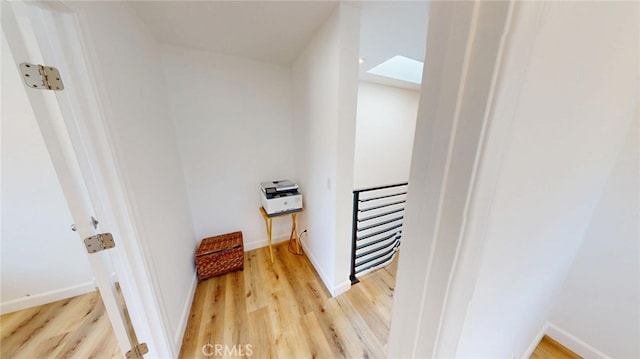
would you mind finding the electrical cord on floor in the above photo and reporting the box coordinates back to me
[289,229,307,255]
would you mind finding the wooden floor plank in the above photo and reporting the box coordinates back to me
[1,243,399,359]
[179,243,398,358]
[339,301,386,356]
[0,246,592,359]
[15,294,99,359]
[0,291,121,359]
[223,270,250,348]
[247,306,276,359]
[299,311,335,359]
[1,298,71,357]
[530,335,582,359]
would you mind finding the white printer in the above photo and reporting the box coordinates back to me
[260,180,303,215]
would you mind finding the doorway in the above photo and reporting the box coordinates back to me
[1,2,169,357]
[349,1,427,284]
[0,25,123,359]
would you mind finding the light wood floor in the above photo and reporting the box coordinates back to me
[179,243,398,358]
[531,335,582,359]
[0,291,120,359]
[0,246,583,359]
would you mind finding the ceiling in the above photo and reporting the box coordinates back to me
[130,1,339,65]
[131,1,429,87]
[359,1,429,90]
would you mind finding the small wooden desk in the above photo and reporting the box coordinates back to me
[259,207,302,263]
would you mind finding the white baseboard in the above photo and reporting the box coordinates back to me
[298,236,351,297]
[243,235,290,252]
[174,270,198,350]
[523,322,549,358]
[332,279,351,297]
[0,281,96,315]
[545,322,611,359]
[245,232,352,297]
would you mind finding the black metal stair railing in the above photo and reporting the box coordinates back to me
[350,182,408,284]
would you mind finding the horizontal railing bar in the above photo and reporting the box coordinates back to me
[359,200,406,212]
[356,232,399,251]
[351,181,408,283]
[353,182,408,194]
[359,191,407,203]
[357,223,403,241]
[358,208,405,222]
[356,236,399,259]
[355,243,399,268]
[356,231,402,251]
[355,247,399,274]
[357,216,403,232]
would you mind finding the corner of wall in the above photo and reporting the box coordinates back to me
[174,270,198,352]
[544,323,612,359]
[333,0,361,297]
[0,281,96,315]
[523,321,549,358]
[299,238,334,295]
[300,235,352,297]
[332,279,352,297]
[249,235,293,252]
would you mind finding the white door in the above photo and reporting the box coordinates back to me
[2,2,164,357]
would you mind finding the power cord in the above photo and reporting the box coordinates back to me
[289,229,307,255]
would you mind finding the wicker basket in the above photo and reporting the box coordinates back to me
[195,231,244,281]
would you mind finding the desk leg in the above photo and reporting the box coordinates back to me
[263,216,274,263]
[290,213,301,254]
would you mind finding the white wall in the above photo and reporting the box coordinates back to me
[292,3,360,296]
[452,2,639,357]
[547,119,639,359]
[388,1,638,358]
[160,45,296,249]
[334,3,361,297]
[388,2,512,357]
[353,82,418,189]
[76,2,196,353]
[1,33,94,314]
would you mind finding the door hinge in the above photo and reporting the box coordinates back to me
[19,62,64,91]
[83,233,115,253]
[126,343,149,359]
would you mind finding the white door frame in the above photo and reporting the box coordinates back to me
[387,0,520,357]
[2,2,175,357]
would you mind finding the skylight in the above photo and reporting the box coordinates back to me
[366,55,424,84]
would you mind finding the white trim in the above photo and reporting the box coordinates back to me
[432,1,520,356]
[332,279,352,297]
[243,235,290,252]
[407,1,479,354]
[388,2,526,357]
[298,237,337,297]
[523,321,612,359]
[545,323,611,359]
[174,273,198,348]
[429,1,482,351]
[2,3,133,351]
[56,9,177,357]
[11,3,176,357]
[422,2,547,357]
[0,281,96,315]
[523,322,549,358]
